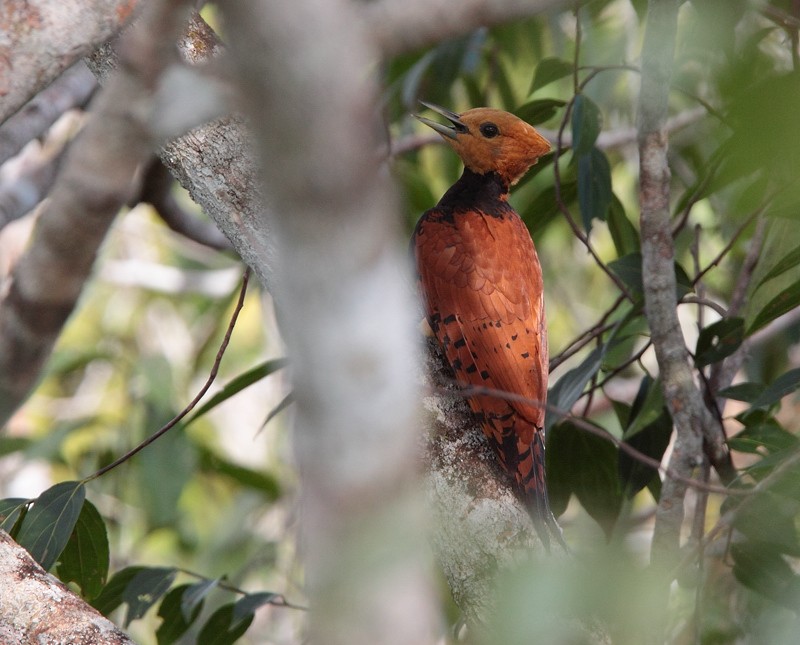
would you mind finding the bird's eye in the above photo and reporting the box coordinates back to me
[479,122,499,138]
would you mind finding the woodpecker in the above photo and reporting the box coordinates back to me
[413,102,562,547]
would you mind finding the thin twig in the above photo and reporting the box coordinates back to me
[692,209,762,286]
[83,268,250,482]
[175,567,308,610]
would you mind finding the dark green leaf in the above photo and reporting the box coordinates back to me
[15,481,85,571]
[198,603,254,645]
[577,147,612,232]
[755,246,800,291]
[728,423,799,455]
[123,567,177,626]
[734,492,800,556]
[694,318,744,368]
[514,99,567,126]
[607,195,640,257]
[0,498,27,535]
[520,181,577,238]
[547,420,621,535]
[545,344,607,431]
[198,447,281,499]
[182,578,219,623]
[718,382,765,404]
[56,499,109,600]
[571,94,601,155]
[92,566,146,616]
[157,584,204,645]
[746,281,800,336]
[608,253,693,299]
[260,392,295,430]
[751,368,800,409]
[732,542,800,610]
[232,592,280,627]
[185,358,289,426]
[0,436,30,458]
[529,57,573,94]
[617,378,672,498]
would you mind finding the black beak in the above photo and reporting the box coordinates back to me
[414,101,467,140]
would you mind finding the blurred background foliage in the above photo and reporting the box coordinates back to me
[2,0,800,642]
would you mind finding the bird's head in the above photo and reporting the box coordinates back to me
[415,102,551,187]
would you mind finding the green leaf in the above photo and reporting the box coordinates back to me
[260,392,295,430]
[0,498,28,534]
[755,246,800,291]
[618,378,672,499]
[232,592,280,627]
[520,181,577,238]
[157,584,204,645]
[56,499,109,600]
[750,368,800,409]
[547,420,621,535]
[577,147,612,232]
[123,567,177,626]
[607,195,640,257]
[92,566,146,616]
[0,436,30,458]
[732,542,800,610]
[198,447,281,499]
[514,99,567,126]
[182,578,219,623]
[718,382,765,403]
[694,318,744,368]
[608,253,693,299]
[728,423,799,455]
[746,281,800,336]
[198,603,254,645]
[15,481,85,571]
[734,492,800,556]
[185,358,289,426]
[571,94,601,155]
[545,344,607,431]
[529,57,573,94]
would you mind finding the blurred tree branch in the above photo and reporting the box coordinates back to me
[0,62,96,166]
[363,0,571,56]
[219,0,439,642]
[637,0,731,571]
[0,0,195,426]
[0,0,138,123]
[0,530,135,644]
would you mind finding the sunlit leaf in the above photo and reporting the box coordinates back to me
[56,499,109,600]
[15,481,85,571]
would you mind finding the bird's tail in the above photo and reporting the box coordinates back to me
[522,431,567,551]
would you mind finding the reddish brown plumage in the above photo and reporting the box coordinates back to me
[413,105,557,543]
